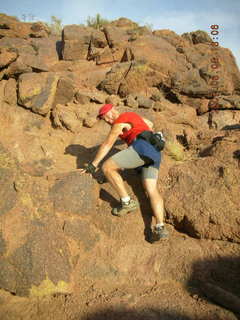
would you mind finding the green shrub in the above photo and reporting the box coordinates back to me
[48,15,63,35]
[86,13,110,29]
[165,140,185,161]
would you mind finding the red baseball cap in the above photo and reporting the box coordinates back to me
[97,104,113,118]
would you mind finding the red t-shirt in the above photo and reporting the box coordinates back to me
[114,112,151,145]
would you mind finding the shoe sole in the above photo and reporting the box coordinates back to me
[111,206,139,217]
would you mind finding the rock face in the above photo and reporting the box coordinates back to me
[0,143,73,296]
[0,143,18,215]
[0,15,240,317]
[18,72,59,115]
[165,133,240,243]
[0,222,72,296]
[49,172,99,215]
[62,25,107,60]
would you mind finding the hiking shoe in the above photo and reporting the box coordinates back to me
[112,199,139,216]
[151,225,169,242]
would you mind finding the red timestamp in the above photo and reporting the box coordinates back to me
[208,24,221,108]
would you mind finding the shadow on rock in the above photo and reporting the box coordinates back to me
[74,308,212,320]
[126,170,153,242]
[56,40,63,60]
[64,143,122,169]
[188,255,240,318]
[64,143,159,243]
[233,150,240,161]
[222,124,240,131]
[99,188,119,208]
[99,169,153,243]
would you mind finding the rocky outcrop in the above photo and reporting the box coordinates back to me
[165,131,240,243]
[0,15,240,313]
[18,72,59,115]
[49,171,99,215]
[62,25,107,60]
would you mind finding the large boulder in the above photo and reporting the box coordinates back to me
[153,29,189,49]
[0,37,59,78]
[182,30,212,45]
[49,171,99,215]
[53,77,76,106]
[62,25,106,61]
[0,14,30,38]
[200,109,240,130]
[0,146,73,297]
[0,78,17,105]
[0,47,17,68]
[164,132,240,243]
[18,72,59,115]
[63,217,101,252]
[0,143,18,216]
[29,22,50,38]
[0,221,72,296]
[29,38,59,66]
[0,14,50,39]
[98,60,165,97]
[51,103,82,132]
[174,44,240,99]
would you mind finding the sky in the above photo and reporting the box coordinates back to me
[1,0,240,68]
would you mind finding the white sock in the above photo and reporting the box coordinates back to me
[156,223,164,229]
[121,196,130,203]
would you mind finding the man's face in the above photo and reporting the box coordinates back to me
[102,109,115,124]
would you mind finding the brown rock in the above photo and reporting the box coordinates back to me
[153,29,188,49]
[0,48,17,68]
[0,37,36,55]
[5,222,72,296]
[18,72,59,115]
[102,26,129,48]
[29,22,50,38]
[64,218,100,251]
[136,95,155,109]
[165,140,240,243]
[53,77,76,106]
[49,171,99,215]
[125,94,138,108]
[62,25,106,61]
[196,99,209,115]
[30,38,59,67]
[110,18,138,30]
[0,144,18,216]
[99,61,159,97]
[4,78,17,105]
[17,53,49,72]
[207,110,240,130]
[0,14,31,39]
[209,95,240,111]
[51,103,82,132]
[83,116,97,128]
[182,30,212,45]
[75,91,91,104]
[5,58,32,77]
[105,94,122,106]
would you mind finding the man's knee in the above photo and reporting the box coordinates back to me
[102,159,119,175]
[143,180,158,197]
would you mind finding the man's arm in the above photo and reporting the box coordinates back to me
[91,123,124,168]
[142,117,154,130]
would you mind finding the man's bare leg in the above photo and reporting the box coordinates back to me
[102,158,129,198]
[142,178,164,225]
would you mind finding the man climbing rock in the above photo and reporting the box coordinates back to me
[79,104,168,242]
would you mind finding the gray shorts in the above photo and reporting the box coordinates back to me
[110,146,159,180]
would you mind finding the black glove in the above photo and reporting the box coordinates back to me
[85,162,96,174]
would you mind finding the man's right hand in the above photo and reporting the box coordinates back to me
[78,163,96,175]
